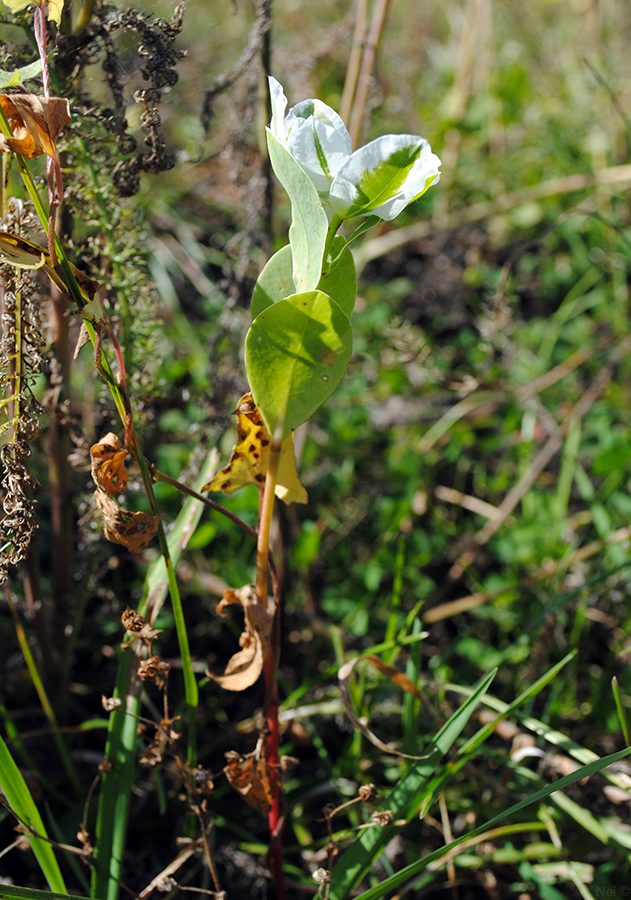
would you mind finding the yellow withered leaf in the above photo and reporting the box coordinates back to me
[0,93,70,159]
[1,0,64,24]
[203,392,307,504]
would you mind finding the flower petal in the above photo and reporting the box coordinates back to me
[329,133,441,220]
[268,76,288,140]
[289,116,352,193]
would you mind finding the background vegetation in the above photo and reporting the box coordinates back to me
[1,0,631,897]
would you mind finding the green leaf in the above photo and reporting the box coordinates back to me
[266,129,328,292]
[318,236,357,319]
[251,244,294,319]
[0,59,43,89]
[327,669,497,900]
[245,290,352,439]
[0,734,67,894]
[0,887,85,900]
[251,237,357,321]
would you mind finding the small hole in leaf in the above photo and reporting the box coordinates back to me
[321,375,328,381]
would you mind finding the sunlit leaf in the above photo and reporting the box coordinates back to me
[251,236,356,321]
[245,289,352,440]
[224,735,276,816]
[0,231,99,306]
[94,492,159,554]
[266,130,328,292]
[251,245,295,319]
[318,235,357,319]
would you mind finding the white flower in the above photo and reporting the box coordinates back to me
[267,76,441,221]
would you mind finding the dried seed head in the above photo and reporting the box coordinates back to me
[312,868,331,884]
[370,810,394,827]
[101,695,122,712]
[137,655,170,684]
[121,607,161,643]
[358,783,377,802]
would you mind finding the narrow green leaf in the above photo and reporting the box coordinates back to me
[245,289,352,439]
[327,669,497,900]
[0,735,67,894]
[0,886,85,900]
[350,745,631,900]
[266,130,328,292]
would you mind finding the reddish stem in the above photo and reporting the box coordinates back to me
[263,612,285,900]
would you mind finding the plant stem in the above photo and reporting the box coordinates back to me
[256,436,286,897]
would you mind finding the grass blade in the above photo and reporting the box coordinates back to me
[0,888,85,900]
[0,734,67,893]
[351,745,631,900]
[327,669,497,900]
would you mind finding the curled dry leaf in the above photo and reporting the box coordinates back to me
[338,654,431,760]
[0,93,70,159]
[90,432,128,494]
[94,491,159,554]
[203,392,307,504]
[206,585,273,691]
[91,438,158,554]
[223,742,276,816]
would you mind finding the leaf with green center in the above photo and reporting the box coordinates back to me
[330,133,441,221]
[245,290,352,439]
[251,237,357,321]
[0,59,43,89]
[266,130,328,291]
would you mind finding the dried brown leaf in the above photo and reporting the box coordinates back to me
[0,93,70,159]
[90,432,128,494]
[206,585,273,691]
[95,491,158,554]
[223,746,275,816]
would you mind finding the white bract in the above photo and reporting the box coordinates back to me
[268,76,441,221]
